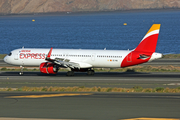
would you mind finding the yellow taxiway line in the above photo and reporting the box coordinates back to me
[0,118,178,120]
[121,118,179,120]
[5,93,93,98]
[0,118,79,120]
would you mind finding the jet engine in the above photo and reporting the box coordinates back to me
[39,62,58,74]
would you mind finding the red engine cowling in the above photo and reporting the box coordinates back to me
[39,62,58,74]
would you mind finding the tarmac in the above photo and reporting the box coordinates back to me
[0,71,180,88]
[0,92,180,120]
[0,58,180,120]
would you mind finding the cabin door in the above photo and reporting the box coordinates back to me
[14,53,19,60]
[91,53,96,61]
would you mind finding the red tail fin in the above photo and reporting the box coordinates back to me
[121,24,161,68]
[134,24,161,53]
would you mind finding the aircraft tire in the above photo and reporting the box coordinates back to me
[87,70,94,75]
[19,72,23,76]
[66,71,74,76]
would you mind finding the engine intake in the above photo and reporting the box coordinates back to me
[39,62,58,74]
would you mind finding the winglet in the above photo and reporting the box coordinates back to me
[46,47,53,60]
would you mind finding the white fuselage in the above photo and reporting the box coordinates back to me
[4,48,162,68]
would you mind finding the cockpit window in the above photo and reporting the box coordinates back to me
[8,52,12,56]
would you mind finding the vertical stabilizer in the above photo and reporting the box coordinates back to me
[121,24,162,68]
[134,24,161,53]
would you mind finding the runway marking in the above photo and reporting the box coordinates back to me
[121,118,180,120]
[5,93,93,98]
[165,83,180,85]
[143,96,180,99]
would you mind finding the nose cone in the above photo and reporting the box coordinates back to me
[4,55,11,64]
[149,52,162,62]
[4,55,7,62]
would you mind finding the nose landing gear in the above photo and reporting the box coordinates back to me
[19,65,24,75]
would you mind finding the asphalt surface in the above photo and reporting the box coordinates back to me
[0,71,180,88]
[0,92,180,120]
[0,59,180,120]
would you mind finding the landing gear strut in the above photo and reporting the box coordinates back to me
[19,65,24,75]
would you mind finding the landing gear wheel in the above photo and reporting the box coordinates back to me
[19,72,23,76]
[87,70,95,75]
[66,71,74,76]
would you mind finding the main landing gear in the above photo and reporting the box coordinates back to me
[19,65,24,75]
[87,70,95,75]
[66,71,74,76]
[66,68,95,76]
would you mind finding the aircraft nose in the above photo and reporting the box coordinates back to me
[4,55,10,64]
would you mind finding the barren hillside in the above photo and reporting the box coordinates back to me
[0,0,180,14]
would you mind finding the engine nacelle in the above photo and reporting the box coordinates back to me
[39,62,58,74]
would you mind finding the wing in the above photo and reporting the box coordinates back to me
[45,48,81,69]
[54,58,80,69]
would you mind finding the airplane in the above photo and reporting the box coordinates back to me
[4,24,162,76]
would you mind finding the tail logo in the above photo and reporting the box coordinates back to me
[134,24,161,53]
[121,24,161,67]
